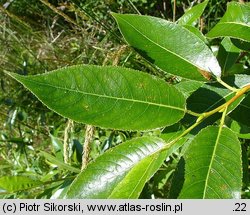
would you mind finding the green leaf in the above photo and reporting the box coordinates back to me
[169,157,185,198]
[51,179,73,199]
[5,65,186,131]
[182,25,207,43]
[227,64,249,76]
[183,75,250,133]
[0,176,42,193]
[178,0,209,26]
[65,136,172,199]
[112,13,221,81]
[207,2,250,42]
[229,93,250,127]
[50,134,64,161]
[231,38,250,51]
[174,80,203,99]
[226,117,250,139]
[217,37,240,75]
[188,75,250,114]
[40,151,80,173]
[179,126,242,199]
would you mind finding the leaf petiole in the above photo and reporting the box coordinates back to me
[162,83,250,151]
[216,77,239,92]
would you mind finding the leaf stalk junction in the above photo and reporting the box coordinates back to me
[162,83,250,151]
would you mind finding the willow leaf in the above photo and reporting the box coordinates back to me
[65,136,168,199]
[112,13,221,80]
[5,65,186,131]
[178,0,209,26]
[207,2,250,42]
[0,176,42,193]
[179,126,242,199]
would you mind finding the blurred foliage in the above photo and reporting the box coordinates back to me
[1,0,248,199]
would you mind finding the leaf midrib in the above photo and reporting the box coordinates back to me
[107,139,166,199]
[18,76,186,112]
[117,15,206,71]
[203,127,223,198]
[217,21,250,27]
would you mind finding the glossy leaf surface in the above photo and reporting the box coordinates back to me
[182,25,207,43]
[112,13,221,81]
[65,136,168,198]
[6,65,186,131]
[179,126,242,199]
[207,2,250,42]
[178,0,209,26]
[0,176,42,192]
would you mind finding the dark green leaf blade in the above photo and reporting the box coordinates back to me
[112,13,221,81]
[188,75,250,114]
[217,37,241,75]
[179,126,242,199]
[178,0,209,26]
[229,93,250,127]
[65,136,169,199]
[207,2,250,42]
[5,65,186,131]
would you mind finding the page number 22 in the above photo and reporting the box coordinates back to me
[233,203,246,212]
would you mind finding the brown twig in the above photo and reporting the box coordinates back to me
[173,0,176,22]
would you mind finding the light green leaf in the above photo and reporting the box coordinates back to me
[65,136,174,199]
[5,65,186,131]
[226,117,250,139]
[182,25,207,43]
[207,2,250,42]
[40,151,80,173]
[112,13,221,81]
[178,0,209,26]
[179,126,242,199]
[220,37,242,53]
[174,80,203,99]
[0,176,42,193]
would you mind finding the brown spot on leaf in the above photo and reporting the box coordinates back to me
[198,69,212,80]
